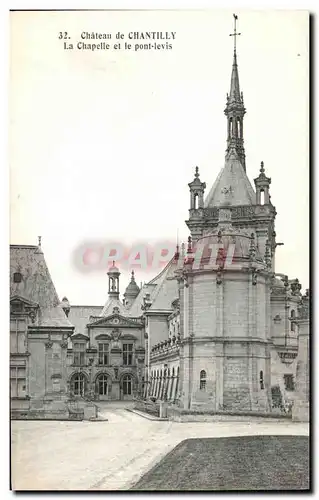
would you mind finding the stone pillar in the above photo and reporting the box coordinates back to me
[111,346,122,400]
[45,339,53,395]
[292,292,310,422]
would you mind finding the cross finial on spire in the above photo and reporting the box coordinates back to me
[229,14,241,53]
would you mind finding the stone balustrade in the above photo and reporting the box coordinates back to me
[150,336,181,359]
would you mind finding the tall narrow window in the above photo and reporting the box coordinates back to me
[71,373,87,396]
[260,190,265,206]
[290,310,296,332]
[194,193,199,209]
[260,370,264,390]
[170,368,175,400]
[165,368,170,401]
[97,374,109,395]
[98,343,109,365]
[237,117,241,137]
[122,374,132,395]
[10,319,26,353]
[73,342,85,365]
[123,343,133,365]
[200,370,207,390]
[284,374,295,391]
[10,366,26,397]
[174,367,180,401]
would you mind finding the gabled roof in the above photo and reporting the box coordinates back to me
[10,245,73,329]
[10,295,39,308]
[88,313,144,328]
[205,148,256,208]
[100,296,128,317]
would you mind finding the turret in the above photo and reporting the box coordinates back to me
[254,161,271,205]
[107,261,120,299]
[124,270,140,308]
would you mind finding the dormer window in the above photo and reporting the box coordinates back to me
[13,272,22,283]
[11,302,23,313]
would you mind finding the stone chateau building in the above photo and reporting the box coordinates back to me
[10,29,309,419]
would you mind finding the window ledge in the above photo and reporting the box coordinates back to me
[11,396,30,400]
[10,352,31,357]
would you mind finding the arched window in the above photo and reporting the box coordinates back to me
[260,370,264,390]
[161,369,165,400]
[70,373,87,396]
[157,369,161,397]
[122,374,133,396]
[174,367,180,401]
[229,118,233,137]
[97,374,109,396]
[260,189,265,206]
[165,368,170,401]
[291,310,296,332]
[170,367,175,400]
[237,117,241,138]
[200,370,207,390]
[194,193,199,210]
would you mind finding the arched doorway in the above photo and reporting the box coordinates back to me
[121,374,134,400]
[70,373,87,397]
[96,373,110,400]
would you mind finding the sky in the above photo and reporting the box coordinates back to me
[9,9,309,305]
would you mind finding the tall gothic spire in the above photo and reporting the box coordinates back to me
[224,14,246,171]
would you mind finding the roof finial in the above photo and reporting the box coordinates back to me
[195,166,199,178]
[112,260,115,266]
[38,236,42,247]
[229,14,241,54]
[181,242,186,258]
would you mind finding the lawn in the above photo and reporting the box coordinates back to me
[131,435,309,491]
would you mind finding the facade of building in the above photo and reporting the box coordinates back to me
[10,30,309,417]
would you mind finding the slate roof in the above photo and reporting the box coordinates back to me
[148,258,179,311]
[68,305,102,334]
[128,257,179,316]
[10,244,73,328]
[127,283,157,317]
[205,149,256,207]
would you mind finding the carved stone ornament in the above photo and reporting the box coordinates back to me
[45,341,53,349]
[29,310,37,324]
[252,271,258,286]
[216,266,223,285]
[111,329,122,342]
[273,314,282,324]
[180,269,189,288]
[60,341,68,349]
[290,279,302,296]
[297,292,310,320]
